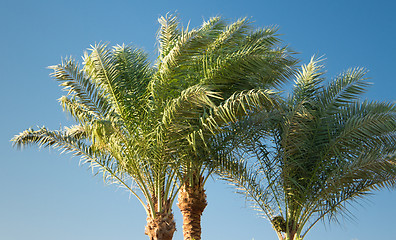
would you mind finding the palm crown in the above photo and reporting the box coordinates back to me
[13,43,183,239]
[216,57,396,240]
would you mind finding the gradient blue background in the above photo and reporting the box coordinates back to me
[1,0,395,239]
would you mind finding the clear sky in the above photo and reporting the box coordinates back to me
[1,0,395,240]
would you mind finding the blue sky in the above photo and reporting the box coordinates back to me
[1,0,395,239]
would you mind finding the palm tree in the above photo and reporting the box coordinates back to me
[215,57,396,240]
[11,43,198,240]
[153,15,297,240]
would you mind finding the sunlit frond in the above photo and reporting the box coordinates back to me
[58,95,99,124]
[204,89,278,133]
[48,57,112,119]
[11,126,148,211]
[83,43,122,114]
[158,14,181,59]
[318,67,370,113]
[291,56,325,104]
[206,17,251,52]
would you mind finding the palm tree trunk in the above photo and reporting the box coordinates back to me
[177,177,207,240]
[276,232,299,240]
[145,210,176,240]
[276,230,299,240]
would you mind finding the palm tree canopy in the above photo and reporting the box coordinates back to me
[12,44,180,217]
[153,14,297,185]
[215,57,396,239]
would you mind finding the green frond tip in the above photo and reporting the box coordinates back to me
[11,127,53,149]
[157,13,181,58]
[292,56,326,99]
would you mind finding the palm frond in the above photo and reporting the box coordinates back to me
[204,89,278,133]
[326,101,396,157]
[58,95,99,124]
[83,43,124,117]
[162,85,221,154]
[291,56,325,105]
[206,17,250,52]
[48,57,112,119]
[209,126,283,220]
[111,44,153,128]
[157,19,223,86]
[318,67,370,113]
[202,45,296,96]
[303,149,396,233]
[113,44,152,103]
[11,126,148,213]
[157,14,181,60]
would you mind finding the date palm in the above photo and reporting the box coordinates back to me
[216,57,396,240]
[12,43,192,240]
[154,15,296,240]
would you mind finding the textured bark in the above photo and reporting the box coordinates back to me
[177,177,207,240]
[288,229,297,240]
[145,211,176,240]
[275,231,283,240]
[274,227,299,240]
